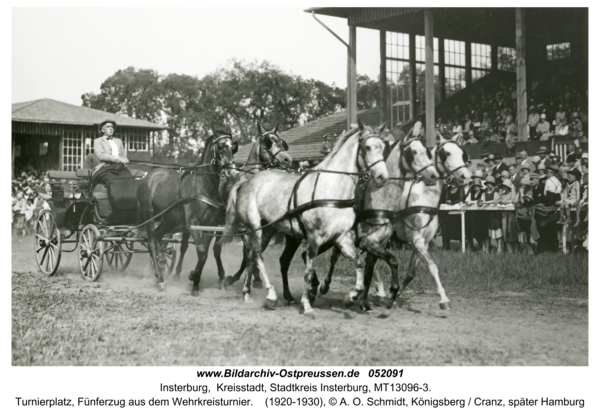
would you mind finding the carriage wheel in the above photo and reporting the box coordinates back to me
[104,238,133,272]
[79,224,104,282]
[163,241,177,276]
[33,210,62,276]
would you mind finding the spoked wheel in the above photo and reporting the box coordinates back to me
[104,238,133,271]
[79,224,104,282]
[163,240,177,276]
[33,210,62,276]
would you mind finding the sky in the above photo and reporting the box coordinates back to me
[12,7,382,106]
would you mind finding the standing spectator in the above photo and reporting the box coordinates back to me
[487,154,509,179]
[515,175,535,254]
[440,178,466,250]
[508,165,518,183]
[574,173,588,228]
[13,192,27,236]
[536,114,551,141]
[465,178,488,252]
[498,179,519,253]
[537,146,552,168]
[527,106,540,140]
[479,176,504,254]
[557,170,581,225]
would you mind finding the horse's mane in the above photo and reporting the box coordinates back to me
[314,128,359,169]
[191,134,217,167]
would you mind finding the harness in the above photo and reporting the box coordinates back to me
[285,131,385,238]
[355,138,439,231]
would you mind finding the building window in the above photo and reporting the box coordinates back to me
[498,47,516,71]
[415,35,439,64]
[386,32,410,60]
[547,42,571,60]
[39,142,48,156]
[471,43,491,81]
[444,39,466,67]
[415,63,441,114]
[445,66,466,97]
[63,130,82,171]
[128,132,148,152]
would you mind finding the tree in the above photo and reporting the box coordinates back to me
[356,74,380,109]
[81,66,162,122]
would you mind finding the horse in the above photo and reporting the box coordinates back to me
[272,133,441,308]
[221,121,390,317]
[137,129,238,294]
[204,123,292,288]
[361,136,472,310]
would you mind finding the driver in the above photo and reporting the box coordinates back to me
[91,119,133,187]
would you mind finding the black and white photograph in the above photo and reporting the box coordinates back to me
[9,3,591,378]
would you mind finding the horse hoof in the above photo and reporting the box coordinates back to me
[439,301,451,310]
[286,298,297,306]
[377,296,394,309]
[360,302,373,312]
[188,272,195,282]
[319,284,329,295]
[157,282,167,292]
[264,298,278,310]
[244,297,254,304]
[304,310,315,319]
[223,276,234,288]
[191,290,200,297]
[252,280,263,289]
[344,295,355,308]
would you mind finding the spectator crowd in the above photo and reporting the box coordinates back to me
[12,166,51,236]
[440,146,588,254]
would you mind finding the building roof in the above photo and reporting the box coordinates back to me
[12,98,166,130]
[235,108,381,162]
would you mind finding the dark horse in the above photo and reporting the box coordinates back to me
[172,123,292,287]
[137,129,238,294]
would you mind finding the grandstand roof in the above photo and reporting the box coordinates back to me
[307,8,587,48]
[12,98,166,130]
[235,108,380,162]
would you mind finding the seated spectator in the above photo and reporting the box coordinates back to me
[451,119,463,142]
[536,113,551,141]
[552,117,569,138]
[527,106,540,140]
[544,164,563,196]
[504,115,518,149]
[464,130,478,144]
[463,114,473,135]
[554,104,566,126]
[569,112,583,139]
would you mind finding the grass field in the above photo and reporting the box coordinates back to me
[12,234,588,366]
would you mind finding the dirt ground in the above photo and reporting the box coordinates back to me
[12,235,588,366]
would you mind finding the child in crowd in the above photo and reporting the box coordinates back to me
[557,170,581,225]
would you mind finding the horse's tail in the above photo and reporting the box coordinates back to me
[219,180,244,246]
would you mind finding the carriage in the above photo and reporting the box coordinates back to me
[33,168,179,281]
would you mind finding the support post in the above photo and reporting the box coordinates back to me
[380,30,387,125]
[439,38,446,102]
[516,8,528,141]
[348,25,357,130]
[424,10,436,148]
[465,42,472,86]
[491,45,498,72]
[409,33,417,120]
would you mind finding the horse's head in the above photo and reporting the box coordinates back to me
[209,127,238,177]
[357,120,389,187]
[434,138,472,186]
[399,136,439,185]
[257,122,292,168]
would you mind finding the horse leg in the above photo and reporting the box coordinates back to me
[279,235,301,304]
[224,244,250,288]
[360,253,378,311]
[212,235,226,288]
[358,235,397,308]
[400,248,418,295]
[412,240,451,310]
[249,228,278,309]
[188,232,213,297]
[173,228,190,281]
[333,232,364,306]
[300,242,320,318]
[240,238,255,303]
[150,219,171,291]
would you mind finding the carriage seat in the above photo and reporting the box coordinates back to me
[107,178,141,213]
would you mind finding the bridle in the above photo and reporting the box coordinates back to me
[399,137,435,178]
[434,140,468,181]
[356,131,386,181]
[210,134,235,171]
[258,132,289,168]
